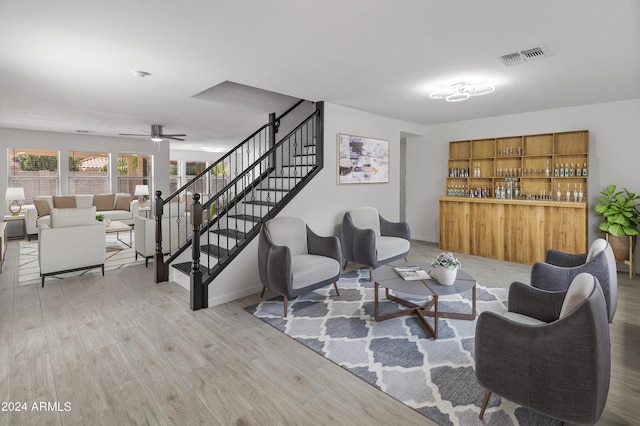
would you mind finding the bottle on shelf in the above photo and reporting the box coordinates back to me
[564,163,569,177]
[583,162,588,176]
[573,183,578,202]
[578,184,584,202]
[570,163,575,177]
[495,183,501,199]
[556,183,562,201]
[559,164,565,177]
[554,163,560,177]
[577,165,582,176]
[514,182,521,199]
[545,160,551,177]
[565,183,571,202]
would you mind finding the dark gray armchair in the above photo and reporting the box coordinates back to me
[475,273,611,425]
[531,238,617,322]
[258,216,341,317]
[341,207,410,281]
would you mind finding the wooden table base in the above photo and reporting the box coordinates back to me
[374,282,476,339]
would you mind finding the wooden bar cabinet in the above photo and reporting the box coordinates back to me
[439,130,589,264]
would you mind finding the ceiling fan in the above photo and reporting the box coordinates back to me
[119,124,186,142]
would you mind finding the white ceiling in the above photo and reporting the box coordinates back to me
[1,0,639,152]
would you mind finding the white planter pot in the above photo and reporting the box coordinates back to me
[430,265,458,286]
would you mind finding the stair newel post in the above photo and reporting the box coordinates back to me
[190,193,207,310]
[154,191,165,283]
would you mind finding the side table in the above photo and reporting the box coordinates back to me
[3,214,26,240]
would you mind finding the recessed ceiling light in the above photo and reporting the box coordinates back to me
[131,70,151,78]
[75,130,94,133]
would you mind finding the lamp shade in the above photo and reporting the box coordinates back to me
[5,187,25,201]
[134,185,150,196]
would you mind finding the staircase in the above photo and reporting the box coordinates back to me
[153,101,324,310]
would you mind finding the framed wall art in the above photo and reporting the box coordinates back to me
[337,133,389,184]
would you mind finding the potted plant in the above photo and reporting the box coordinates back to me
[429,252,461,286]
[95,214,104,222]
[594,184,640,259]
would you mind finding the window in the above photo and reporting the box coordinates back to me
[68,151,109,194]
[117,152,152,195]
[7,148,59,204]
[185,161,207,195]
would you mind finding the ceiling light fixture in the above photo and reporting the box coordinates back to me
[131,70,151,78]
[429,82,495,102]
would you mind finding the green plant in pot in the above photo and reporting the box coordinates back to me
[594,184,640,260]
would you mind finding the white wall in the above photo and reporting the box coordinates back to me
[0,127,171,216]
[206,102,425,305]
[406,98,640,267]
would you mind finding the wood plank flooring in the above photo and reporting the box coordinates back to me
[0,239,638,425]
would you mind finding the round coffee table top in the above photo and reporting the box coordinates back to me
[372,261,475,297]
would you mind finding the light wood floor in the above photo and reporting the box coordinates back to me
[0,239,638,425]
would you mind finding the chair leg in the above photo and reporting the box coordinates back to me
[260,286,267,298]
[404,256,408,262]
[333,282,340,296]
[343,259,349,271]
[41,276,45,288]
[369,267,373,282]
[479,390,491,419]
[283,296,288,317]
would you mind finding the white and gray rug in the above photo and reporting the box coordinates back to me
[246,268,560,426]
[18,234,147,285]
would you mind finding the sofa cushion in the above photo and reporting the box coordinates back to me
[53,195,77,209]
[75,195,94,209]
[114,194,132,211]
[101,210,133,221]
[34,199,51,218]
[93,194,115,212]
[50,207,97,228]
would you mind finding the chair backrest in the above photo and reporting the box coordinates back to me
[347,207,380,236]
[586,238,608,262]
[560,272,596,318]
[265,217,308,255]
[50,207,97,228]
[601,242,618,322]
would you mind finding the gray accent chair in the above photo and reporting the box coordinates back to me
[475,273,611,425]
[531,238,617,322]
[341,207,410,281]
[258,216,341,317]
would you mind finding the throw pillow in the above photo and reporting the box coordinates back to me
[53,195,77,209]
[33,199,51,217]
[50,207,97,228]
[114,194,132,211]
[93,194,115,212]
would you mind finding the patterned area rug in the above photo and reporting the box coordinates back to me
[18,233,147,285]
[246,268,560,426]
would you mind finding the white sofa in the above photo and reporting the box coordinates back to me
[25,193,139,239]
[39,206,106,287]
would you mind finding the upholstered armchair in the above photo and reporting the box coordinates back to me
[341,207,410,281]
[39,207,106,287]
[475,273,611,425]
[258,216,342,317]
[531,238,617,322]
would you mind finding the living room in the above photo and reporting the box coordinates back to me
[1,1,639,425]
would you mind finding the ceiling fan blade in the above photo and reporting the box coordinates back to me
[119,133,148,137]
[162,134,187,138]
[163,136,186,141]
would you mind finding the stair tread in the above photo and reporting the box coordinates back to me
[172,262,215,276]
[243,200,276,206]
[211,228,248,238]
[200,244,231,257]
[227,214,262,222]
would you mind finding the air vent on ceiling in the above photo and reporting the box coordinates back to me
[500,46,549,66]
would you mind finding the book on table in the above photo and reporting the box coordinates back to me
[393,266,430,280]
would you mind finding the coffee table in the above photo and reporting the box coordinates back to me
[372,261,476,339]
[105,220,132,248]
